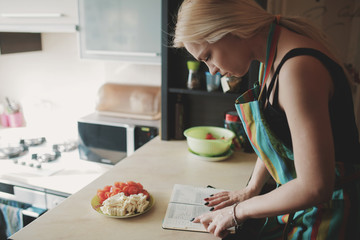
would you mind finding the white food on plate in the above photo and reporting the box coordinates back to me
[100,192,149,216]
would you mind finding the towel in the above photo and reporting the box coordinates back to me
[0,210,7,240]
[0,199,31,238]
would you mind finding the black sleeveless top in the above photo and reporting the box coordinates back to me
[263,48,360,164]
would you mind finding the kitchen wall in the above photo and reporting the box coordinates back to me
[267,0,360,136]
[0,32,161,138]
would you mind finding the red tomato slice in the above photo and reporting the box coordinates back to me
[112,187,120,195]
[126,181,138,187]
[122,186,129,196]
[128,186,139,195]
[136,182,144,190]
[119,182,128,191]
[98,181,148,202]
[105,191,112,198]
[205,133,216,139]
[97,191,107,203]
[97,191,105,199]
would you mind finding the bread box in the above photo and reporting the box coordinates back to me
[96,83,161,120]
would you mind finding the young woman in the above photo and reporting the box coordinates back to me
[173,0,360,239]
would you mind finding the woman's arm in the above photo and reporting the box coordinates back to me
[205,157,271,210]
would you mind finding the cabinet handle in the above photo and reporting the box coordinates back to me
[0,13,64,18]
[85,50,160,57]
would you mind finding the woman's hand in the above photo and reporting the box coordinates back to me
[192,204,242,238]
[205,157,271,211]
[205,186,258,211]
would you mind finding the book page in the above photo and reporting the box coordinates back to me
[169,184,224,205]
[162,202,211,232]
[163,184,237,233]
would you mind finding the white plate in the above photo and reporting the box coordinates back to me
[188,148,233,162]
[91,194,154,218]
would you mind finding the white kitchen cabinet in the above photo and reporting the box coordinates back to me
[78,0,161,64]
[0,0,78,32]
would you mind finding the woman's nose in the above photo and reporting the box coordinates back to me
[207,64,219,75]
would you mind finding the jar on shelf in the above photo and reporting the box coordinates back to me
[186,60,201,89]
[220,76,243,93]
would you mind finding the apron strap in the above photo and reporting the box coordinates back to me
[258,23,281,100]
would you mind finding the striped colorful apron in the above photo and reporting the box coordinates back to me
[235,23,360,239]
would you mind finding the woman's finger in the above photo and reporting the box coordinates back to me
[204,191,230,201]
[206,195,229,206]
[207,221,216,233]
[211,200,233,210]
[192,216,200,223]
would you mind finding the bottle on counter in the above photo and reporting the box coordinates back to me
[186,60,201,90]
[224,111,253,153]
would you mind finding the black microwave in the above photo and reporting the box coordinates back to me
[77,113,159,165]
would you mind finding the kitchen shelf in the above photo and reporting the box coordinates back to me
[168,88,241,98]
[161,0,259,140]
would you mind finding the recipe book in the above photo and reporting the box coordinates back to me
[162,184,225,232]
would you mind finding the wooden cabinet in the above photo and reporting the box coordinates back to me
[0,0,78,32]
[161,0,259,140]
[78,0,161,64]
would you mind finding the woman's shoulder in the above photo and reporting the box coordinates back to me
[276,48,334,82]
[276,48,338,77]
[276,27,339,67]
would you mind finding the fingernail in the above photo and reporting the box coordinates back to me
[210,207,214,211]
[190,218,195,222]
[204,198,209,201]
[210,194,214,197]
[204,202,209,205]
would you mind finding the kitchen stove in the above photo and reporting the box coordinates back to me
[0,136,78,177]
[0,128,112,238]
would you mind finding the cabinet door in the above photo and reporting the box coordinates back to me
[78,0,161,64]
[0,0,78,32]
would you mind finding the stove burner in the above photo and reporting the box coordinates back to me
[32,151,61,163]
[0,145,28,159]
[14,150,61,168]
[20,137,46,147]
[2,137,77,170]
[52,141,78,152]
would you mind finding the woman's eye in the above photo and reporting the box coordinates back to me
[204,55,210,62]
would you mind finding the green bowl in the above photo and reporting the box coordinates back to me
[183,126,235,157]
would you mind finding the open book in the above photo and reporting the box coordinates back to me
[162,184,226,232]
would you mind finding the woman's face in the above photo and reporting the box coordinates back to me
[184,34,253,77]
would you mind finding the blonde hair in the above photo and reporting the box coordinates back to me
[173,0,334,56]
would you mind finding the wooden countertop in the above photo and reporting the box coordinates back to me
[10,137,256,240]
